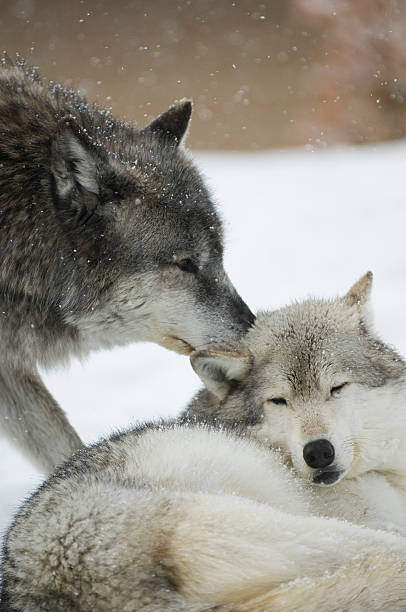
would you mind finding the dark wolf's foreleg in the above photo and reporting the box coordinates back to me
[0,365,82,473]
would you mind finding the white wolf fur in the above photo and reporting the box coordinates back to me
[2,423,406,610]
[188,273,406,536]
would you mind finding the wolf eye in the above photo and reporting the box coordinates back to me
[267,397,287,406]
[176,259,198,274]
[331,383,348,397]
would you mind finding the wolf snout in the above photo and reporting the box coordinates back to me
[230,298,255,332]
[303,439,335,469]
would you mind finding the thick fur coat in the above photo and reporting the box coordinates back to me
[0,57,252,472]
[2,422,406,611]
[186,273,406,534]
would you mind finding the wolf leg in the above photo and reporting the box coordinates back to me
[0,365,82,473]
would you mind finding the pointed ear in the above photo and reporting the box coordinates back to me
[343,271,373,307]
[190,349,252,401]
[342,271,374,330]
[51,119,100,224]
[142,100,192,146]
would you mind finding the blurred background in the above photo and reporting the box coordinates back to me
[2,0,406,150]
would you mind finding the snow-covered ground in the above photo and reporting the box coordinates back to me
[2,141,406,535]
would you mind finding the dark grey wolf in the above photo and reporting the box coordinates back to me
[2,421,406,611]
[186,272,406,533]
[0,57,253,473]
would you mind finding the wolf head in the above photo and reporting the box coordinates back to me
[188,273,406,486]
[48,101,253,354]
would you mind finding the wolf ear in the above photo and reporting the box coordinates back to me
[51,119,100,224]
[343,271,373,307]
[142,100,192,146]
[342,271,374,329]
[190,349,252,401]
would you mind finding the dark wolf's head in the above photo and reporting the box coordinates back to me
[187,273,406,486]
[0,59,253,356]
[51,102,253,353]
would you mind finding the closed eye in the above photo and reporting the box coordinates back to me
[175,258,198,274]
[267,397,287,406]
[331,383,348,397]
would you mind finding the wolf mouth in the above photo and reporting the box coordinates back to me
[174,337,195,354]
[162,335,195,355]
[312,470,343,486]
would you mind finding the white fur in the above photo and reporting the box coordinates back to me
[5,423,406,610]
[118,426,406,604]
[250,374,406,533]
[190,274,406,535]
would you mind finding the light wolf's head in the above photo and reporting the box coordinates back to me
[49,101,253,353]
[188,273,406,486]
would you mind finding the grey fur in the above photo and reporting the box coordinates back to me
[185,273,405,430]
[3,422,406,610]
[185,273,406,531]
[3,275,406,610]
[0,57,253,473]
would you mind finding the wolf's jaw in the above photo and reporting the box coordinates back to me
[312,470,345,487]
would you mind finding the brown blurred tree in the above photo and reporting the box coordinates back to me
[1,0,406,149]
[293,0,406,147]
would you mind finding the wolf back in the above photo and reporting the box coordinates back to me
[2,421,406,611]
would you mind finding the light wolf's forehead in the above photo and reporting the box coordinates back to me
[244,305,362,396]
[247,309,339,362]
[245,304,404,392]
[246,298,364,354]
[253,344,338,400]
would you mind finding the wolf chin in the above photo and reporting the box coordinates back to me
[2,421,406,611]
[186,272,406,534]
[0,57,253,473]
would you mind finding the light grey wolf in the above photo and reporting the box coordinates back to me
[2,422,406,611]
[0,56,253,473]
[186,272,406,534]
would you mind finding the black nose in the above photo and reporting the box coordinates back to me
[237,298,256,330]
[230,297,255,333]
[303,439,335,469]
